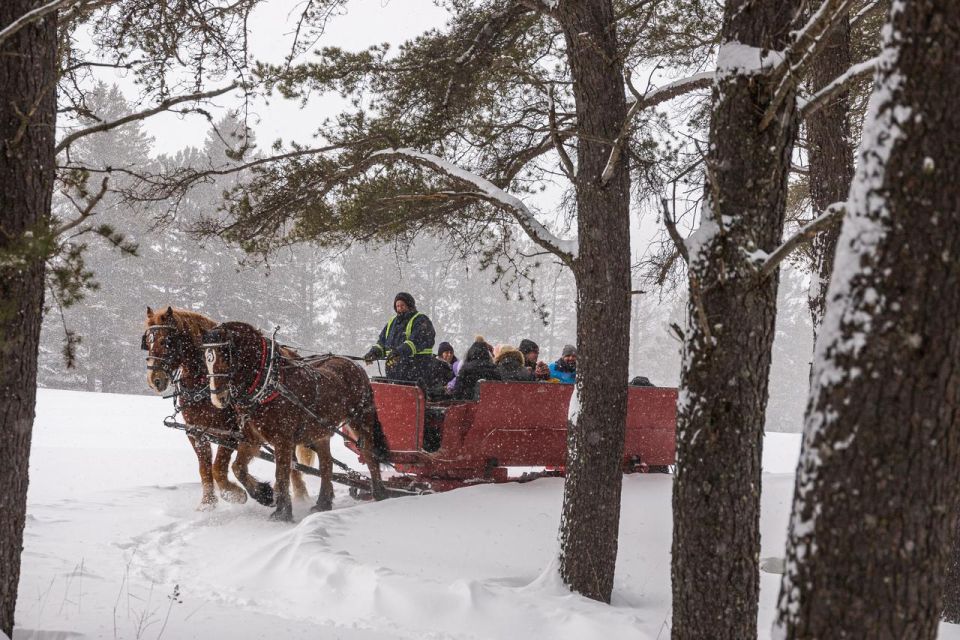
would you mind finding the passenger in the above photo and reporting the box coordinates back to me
[451,337,502,400]
[518,338,551,381]
[363,292,437,386]
[548,344,577,384]
[437,342,457,367]
[426,342,456,399]
[629,376,656,387]
[495,346,535,382]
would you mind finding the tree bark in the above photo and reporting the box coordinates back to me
[806,6,855,338]
[0,2,58,636]
[776,2,960,637]
[671,1,799,637]
[554,0,632,603]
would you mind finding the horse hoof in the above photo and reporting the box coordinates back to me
[269,507,293,522]
[293,490,311,503]
[252,482,274,507]
[310,500,333,513]
[196,499,217,512]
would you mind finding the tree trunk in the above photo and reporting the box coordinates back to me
[554,0,632,603]
[671,1,799,637]
[806,7,855,338]
[776,2,960,637]
[0,3,58,636]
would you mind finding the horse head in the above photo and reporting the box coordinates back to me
[143,306,214,394]
[201,321,266,409]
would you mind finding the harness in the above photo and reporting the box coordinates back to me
[379,312,433,358]
[203,329,283,408]
[142,324,213,412]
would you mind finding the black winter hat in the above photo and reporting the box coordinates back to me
[437,341,454,356]
[394,292,416,311]
[518,339,539,355]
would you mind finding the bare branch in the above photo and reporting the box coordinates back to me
[547,90,576,181]
[55,82,239,155]
[54,177,110,236]
[661,196,689,264]
[800,55,878,120]
[601,70,713,186]
[760,202,845,276]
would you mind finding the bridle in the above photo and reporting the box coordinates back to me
[202,326,283,408]
[142,324,180,375]
[142,323,210,407]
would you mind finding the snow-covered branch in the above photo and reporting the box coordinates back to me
[0,0,92,48]
[760,0,858,129]
[55,83,239,155]
[760,202,846,276]
[366,148,578,263]
[800,56,879,120]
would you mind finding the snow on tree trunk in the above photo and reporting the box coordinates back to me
[0,4,57,636]
[806,6,855,339]
[554,0,632,604]
[776,2,960,637]
[671,1,799,637]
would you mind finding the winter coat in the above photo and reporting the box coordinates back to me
[451,341,502,400]
[495,350,535,382]
[371,310,436,384]
[548,360,576,384]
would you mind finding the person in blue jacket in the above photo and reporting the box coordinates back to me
[548,344,577,384]
[364,292,436,386]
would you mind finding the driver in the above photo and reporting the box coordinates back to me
[364,292,436,386]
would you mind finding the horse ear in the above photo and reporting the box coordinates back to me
[163,306,174,320]
[146,306,153,316]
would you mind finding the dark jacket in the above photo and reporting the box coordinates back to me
[495,350,535,382]
[372,309,436,384]
[452,342,502,400]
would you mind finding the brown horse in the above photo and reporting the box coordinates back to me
[202,321,390,521]
[143,307,311,508]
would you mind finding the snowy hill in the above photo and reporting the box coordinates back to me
[14,389,958,639]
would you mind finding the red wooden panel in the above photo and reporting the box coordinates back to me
[624,386,677,466]
[371,382,424,453]
[461,382,573,467]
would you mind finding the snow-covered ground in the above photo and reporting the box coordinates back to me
[14,388,959,639]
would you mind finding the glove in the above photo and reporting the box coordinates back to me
[363,347,380,364]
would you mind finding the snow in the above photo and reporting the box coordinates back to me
[15,389,960,639]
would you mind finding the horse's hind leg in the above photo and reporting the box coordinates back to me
[213,445,247,503]
[310,437,334,513]
[233,442,274,506]
[189,435,217,510]
[291,445,313,502]
[269,439,295,522]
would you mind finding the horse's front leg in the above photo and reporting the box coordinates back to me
[311,437,335,513]
[232,442,274,506]
[188,435,217,510]
[270,439,294,522]
[213,445,247,503]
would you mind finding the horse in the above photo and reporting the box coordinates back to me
[142,306,311,509]
[201,321,390,521]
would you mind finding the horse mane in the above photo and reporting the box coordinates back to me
[147,308,218,345]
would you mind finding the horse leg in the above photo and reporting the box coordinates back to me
[360,413,389,502]
[310,437,335,513]
[232,442,274,506]
[269,439,294,522]
[290,445,312,502]
[213,445,247,503]
[189,435,217,510]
